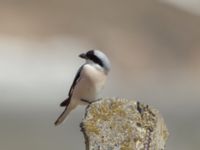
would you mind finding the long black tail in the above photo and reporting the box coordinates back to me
[55,97,73,126]
[54,107,69,126]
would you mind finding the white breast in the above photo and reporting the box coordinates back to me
[72,64,107,102]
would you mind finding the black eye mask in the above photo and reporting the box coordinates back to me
[86,51,104,68]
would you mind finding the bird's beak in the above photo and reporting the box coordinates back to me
[79,53,87,59]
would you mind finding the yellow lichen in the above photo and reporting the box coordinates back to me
[81,98,169,150]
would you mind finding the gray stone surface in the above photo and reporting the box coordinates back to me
[81,98,169,150]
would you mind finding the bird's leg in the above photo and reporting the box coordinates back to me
[81,98,102,105]
[81,99,92,104]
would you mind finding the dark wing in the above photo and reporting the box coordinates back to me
[60,65,84,107]
[68,65,84,98]
[60,97,70,107]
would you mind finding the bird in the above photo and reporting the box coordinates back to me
[54,50,111,126]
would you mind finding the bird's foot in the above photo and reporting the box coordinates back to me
[94,98,102,102]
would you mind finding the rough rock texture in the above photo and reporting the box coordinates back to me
[81,98,169,150]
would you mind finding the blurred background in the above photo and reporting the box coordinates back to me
[0,0,200,149]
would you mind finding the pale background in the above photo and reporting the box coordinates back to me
[0,0,200,149]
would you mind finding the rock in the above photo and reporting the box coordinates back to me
[81,98,169,150]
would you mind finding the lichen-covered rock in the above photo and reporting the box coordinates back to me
[81,98,169,150]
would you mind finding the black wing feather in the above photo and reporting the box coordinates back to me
[60,65,84,107]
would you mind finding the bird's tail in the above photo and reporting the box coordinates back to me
[54,102,77,126]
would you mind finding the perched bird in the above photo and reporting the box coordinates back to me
[54,50,111,126]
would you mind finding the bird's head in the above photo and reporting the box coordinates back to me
[79,50,111,73]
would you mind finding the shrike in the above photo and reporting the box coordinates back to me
[54,50,111,126]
